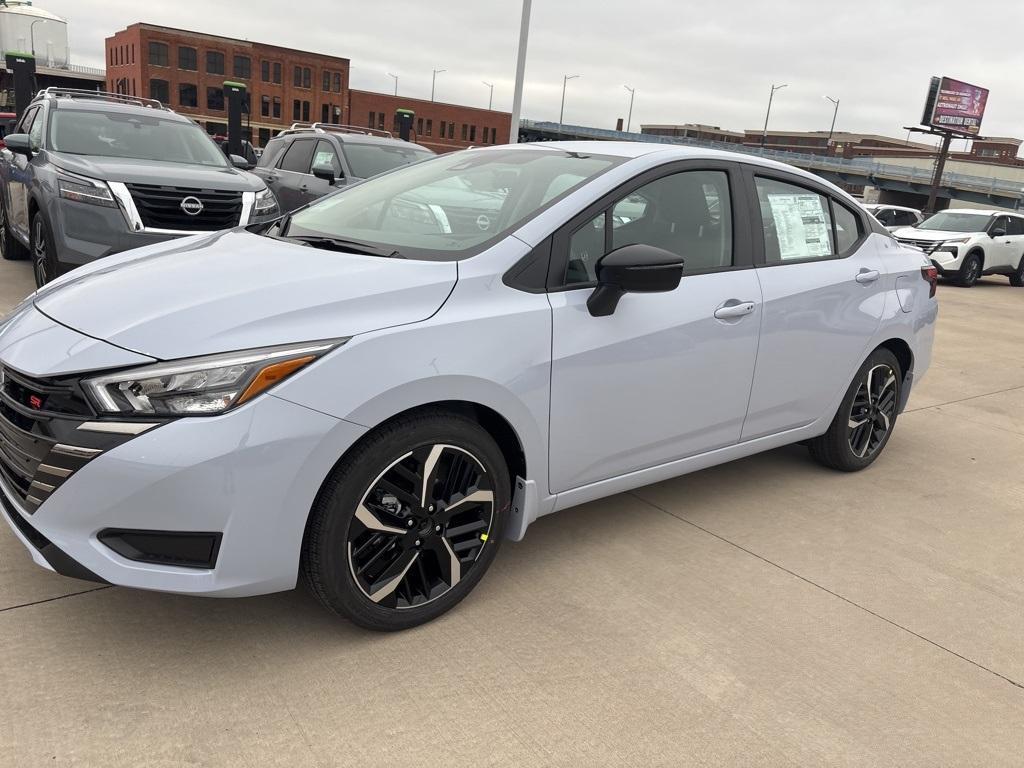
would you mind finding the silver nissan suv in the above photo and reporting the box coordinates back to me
[0,88,279,287]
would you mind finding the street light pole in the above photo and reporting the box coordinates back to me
[558,74,580,140]
[482,81,494,111]
[508,0,532,144]
[431,68,445,102]
[825,95,840,148]
[623,85,636,133]
[760,83,787,149]
[387,72,398,97]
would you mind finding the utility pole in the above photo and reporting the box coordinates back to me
[761,83,787,148]
[431,68,445,102]
[623,85,635,133]
[387,72,398,96]
[558,74,580,140]
[482,81,494,110]
[825,95,840,148]
[509,0,531,144]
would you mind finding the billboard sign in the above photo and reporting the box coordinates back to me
[922,76,989,136]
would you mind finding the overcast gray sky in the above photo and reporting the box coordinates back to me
[42,0,1024,150]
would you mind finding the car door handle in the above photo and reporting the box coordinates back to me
[714,301,756,320]
[855,269,880,284]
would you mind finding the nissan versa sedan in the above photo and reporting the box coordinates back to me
[0,142,937,631]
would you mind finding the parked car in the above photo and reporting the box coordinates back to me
[894,208,1024,287]
[0,111,17,150]
[0,142,937,631]
[862,203,923,232]
[211,134,259,168]
[254,122,434,212]
[0,88,280,287]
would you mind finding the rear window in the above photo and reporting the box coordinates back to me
[341,142,435,179]
[278,139,316,173]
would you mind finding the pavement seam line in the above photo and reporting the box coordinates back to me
[0,585,111,614]
[628,491,1024,692]
[905,382,1024,413]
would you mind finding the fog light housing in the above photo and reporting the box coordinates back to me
[98,529,222,569]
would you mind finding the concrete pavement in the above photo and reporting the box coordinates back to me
[2,257,1023,766]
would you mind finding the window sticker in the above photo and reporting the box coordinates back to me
[768,193,831,260]
[312,149,335,168]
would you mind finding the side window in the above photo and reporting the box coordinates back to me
[1007,217,1024,236]
[893,210,916,227]
[755,177,835,263]
[27,109,43,150]
[16,106,37,136]
[874,208,895,226]
[278,139,316,173]
[312,140,342,176]
[992,216,1011,235]
[832,201,861,253]
[563,170,734,286]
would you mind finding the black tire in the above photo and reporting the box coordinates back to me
[1009,257,1024,287]
[956,252,982,287]
[808,348,902,472]
[30,209,57,288]
[0,194,28,261]
[302,409,510,631]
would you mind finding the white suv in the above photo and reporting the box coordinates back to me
[894,209,1024,287]
[863,204,923,232]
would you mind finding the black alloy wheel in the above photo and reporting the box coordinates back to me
[846,363,899,460]
[348,443,495,609]
[302,410,509,631]
[1010,257,1024,287]
[957,253,981,287]
[31,212,53,288]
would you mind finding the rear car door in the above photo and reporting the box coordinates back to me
[547,161,763,492]
[741,170,886,440]
[987,215,1017,269]
[271,138,317,212]
[1005,216,1024,271]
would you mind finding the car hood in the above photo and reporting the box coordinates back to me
[891,228,968,242]
[33,229,458,361]
[49,153,265,192]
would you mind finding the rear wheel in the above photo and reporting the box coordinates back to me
[302,410,509,631]
[956,252,982,287]
[1009,256,1024,287]
[0,195,27,261]
[31,210,57,288]
[809,348,902,472]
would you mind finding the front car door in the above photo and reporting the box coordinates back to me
[1005,215,1024,272]
[986,215,1016,270]
[272,138,317,212]
[306,139,344,202]
[741,169,887,440]
[6,105,40,239]
[547,161,763,493]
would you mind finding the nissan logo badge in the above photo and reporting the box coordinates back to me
[180,196,204,216]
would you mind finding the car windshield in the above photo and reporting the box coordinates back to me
[342,142,435,179]
[48,109,229,167]
[917,212,992,233]
[284,148,623,260]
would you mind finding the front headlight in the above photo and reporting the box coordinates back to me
[937,237,969,253]
[83,339,346,417]
[58,176,116,208]
[252,187,280,219]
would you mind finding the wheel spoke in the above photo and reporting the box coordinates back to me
[424,536,461,588]
[419,444,446,508]
[438,489,494,522]
[354,503,406,535]
[367,549,419,604]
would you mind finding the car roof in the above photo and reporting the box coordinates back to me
[864,204,920,213]
[939,209,1017,218]
[47,97,190,122]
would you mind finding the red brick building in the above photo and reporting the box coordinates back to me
[105,24,511,153]
[347,90,510,154]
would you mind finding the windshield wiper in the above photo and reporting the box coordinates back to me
[284,234,404,258]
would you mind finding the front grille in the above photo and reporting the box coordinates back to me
[126,184,243,231]
[0,365,96,510]
[897,238,943,255]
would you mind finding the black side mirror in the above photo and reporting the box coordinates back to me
[230,154,255,170]
[311,161,339,183]
[587,243,684,317]
[4,133,33,158]
[991,228,1006,239]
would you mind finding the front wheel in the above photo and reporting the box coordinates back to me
[808,348,902,472]
[956,252,982,287]
[302,410,510,631]
[31,211,57,288]
[1009,257,1024,287]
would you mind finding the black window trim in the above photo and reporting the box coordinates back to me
[276,137,317,174]
[544,159,752,292]
[744,165,870,268]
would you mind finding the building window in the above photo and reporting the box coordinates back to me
[426,119,432,137]
[272,97,281,118]
[322,71,331,92]
[149,78,169,104]
[321,103,329,123]
[417,117,424,135]
[178,46,197,71]
[206,51,225,75]
[293,99,301,121]
[461,124,468,141]
[439,120,446,138]
[177,83,197,107]
[261,60,270,82]
[379,113,385,131]
[491,127,497,144]
[148,41,169,67]
[258,127,270,147]
[302,100,310,122]
[303,68,311,89]
[447,122,454,139]
[469,125,477,142]
[233,55,251,79]
[333,73,342,93]
[261,95,270,117]
[272,62,282,84]
[369,111,376,128]
[207,87,225,111]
